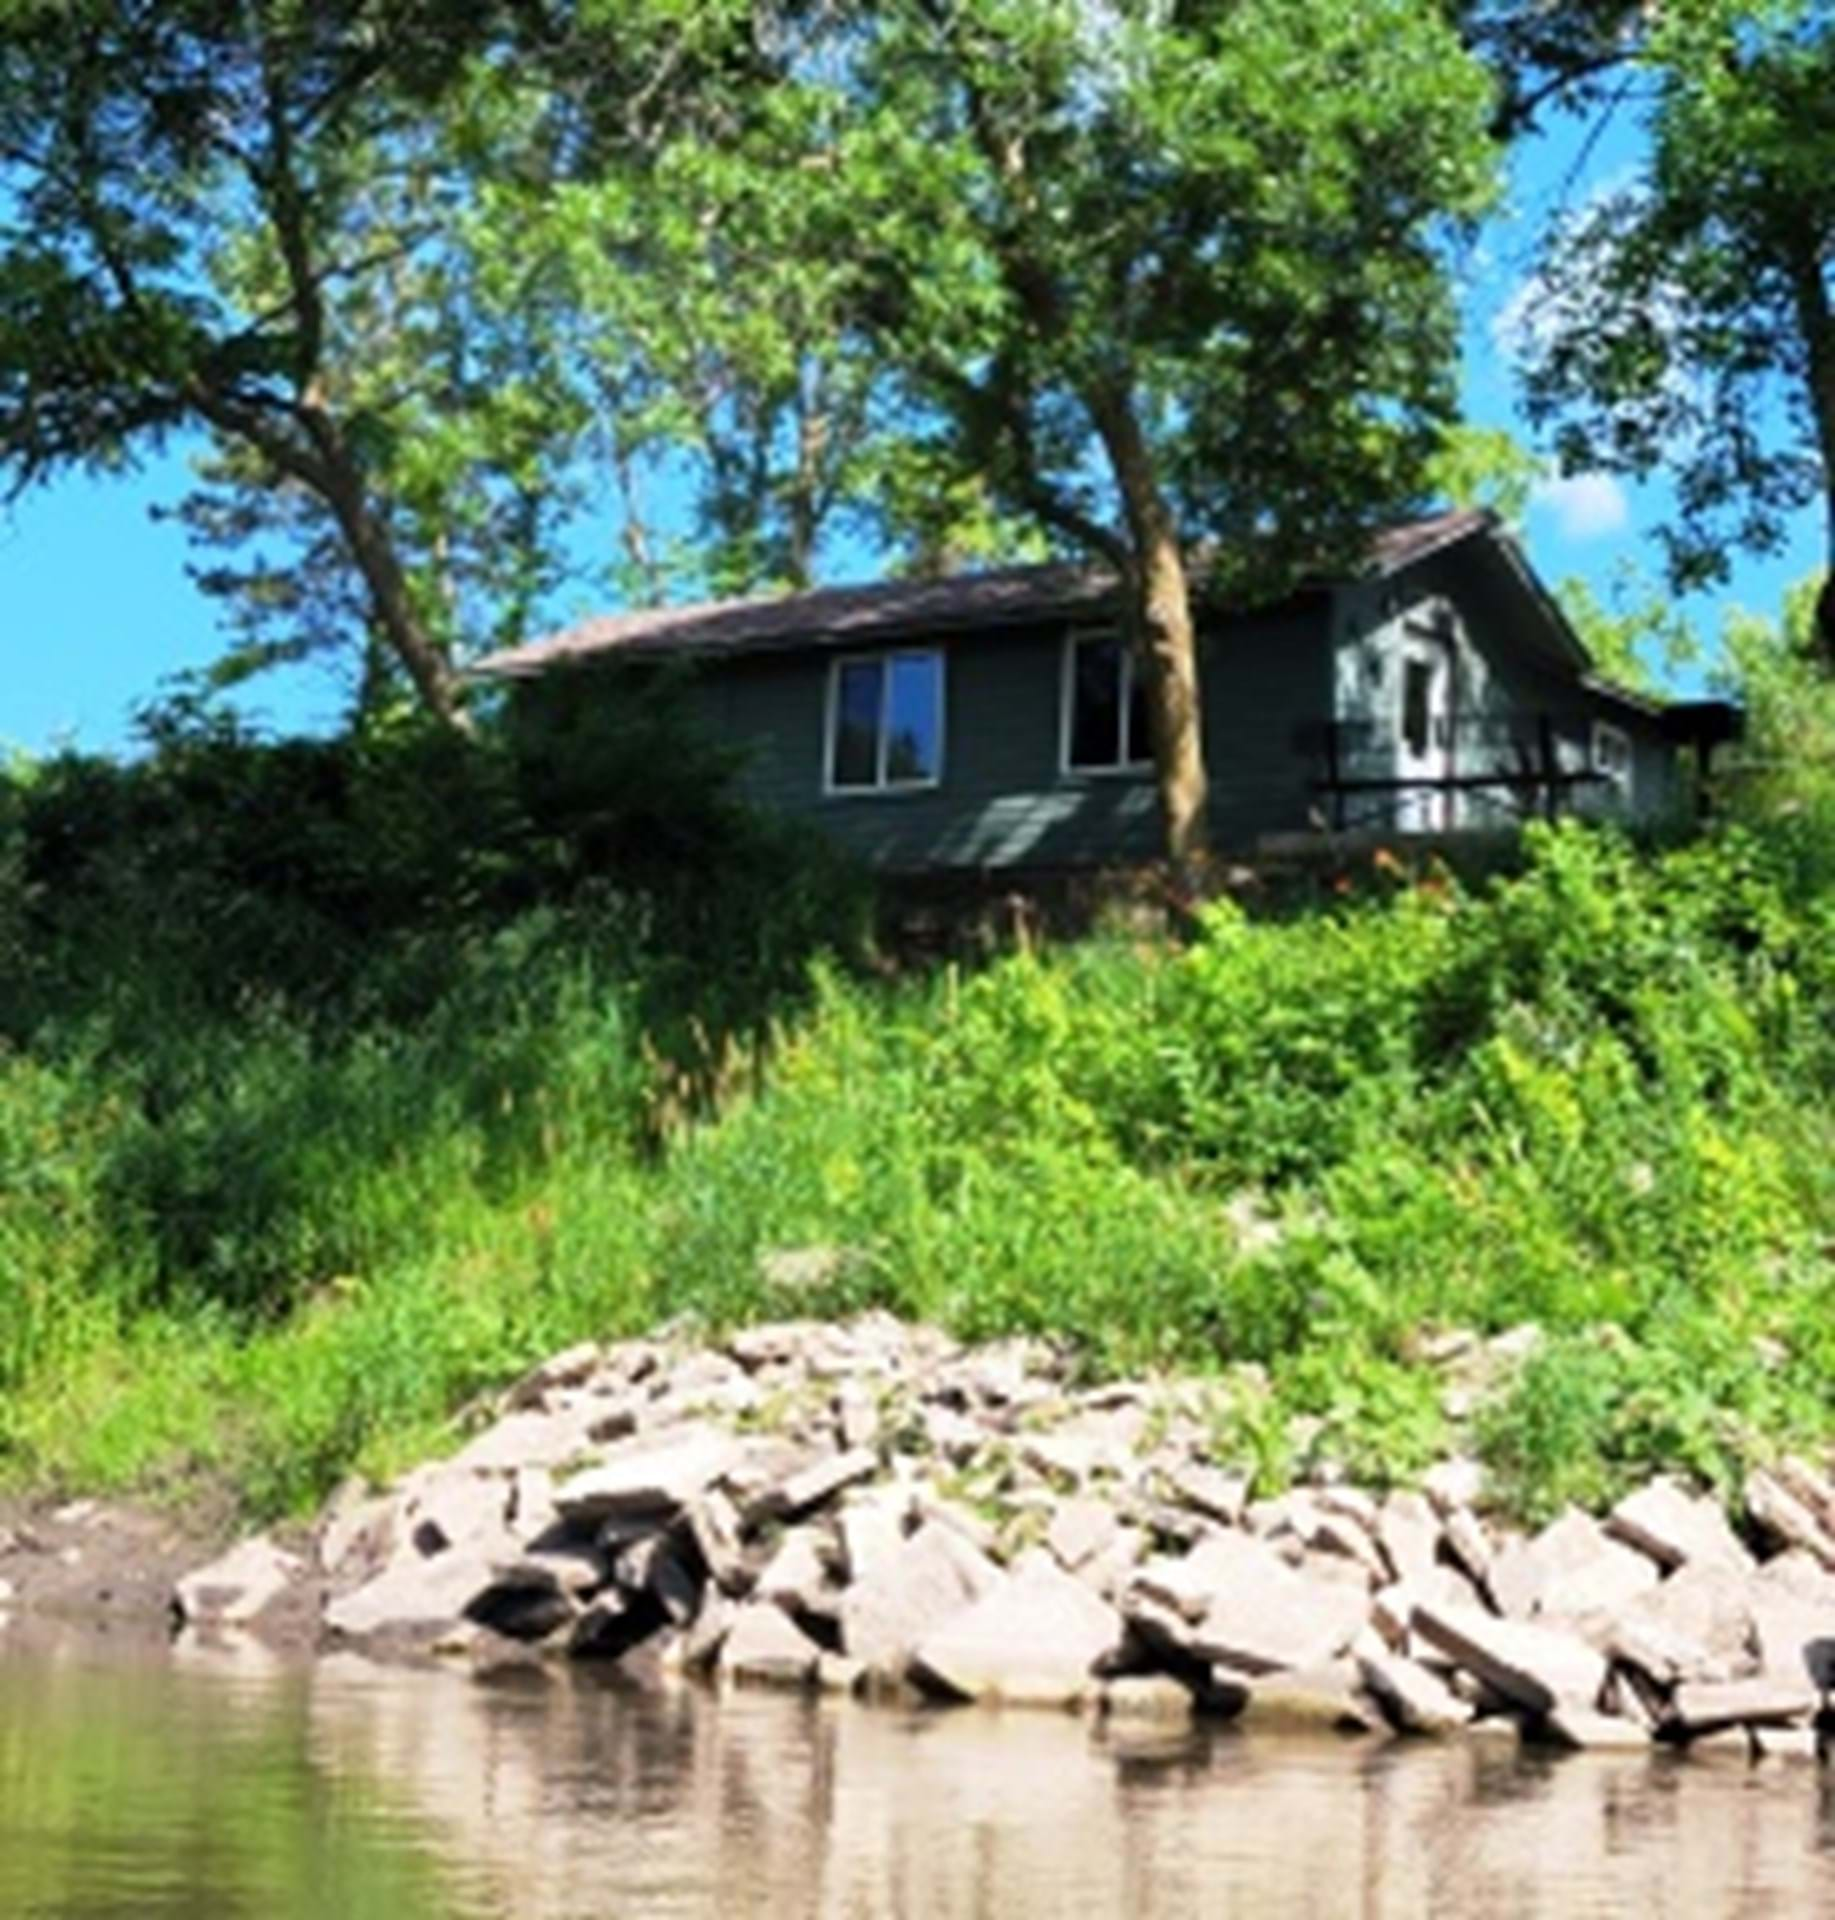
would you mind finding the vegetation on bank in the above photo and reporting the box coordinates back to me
[1,633,1832,1528]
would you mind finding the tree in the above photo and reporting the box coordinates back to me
[0,0,632,729]
[1516,0,1835,669]
[642,0,1497,873]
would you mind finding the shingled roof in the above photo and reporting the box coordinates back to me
[475,508,1493,679]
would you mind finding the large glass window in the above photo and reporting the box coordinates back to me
[826,650,943,792]
[1064,633,1151,774]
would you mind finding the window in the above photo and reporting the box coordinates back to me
[1593,720,1633,788]
[1401,657,1434,758]
[826,650,943,793]
[1063,632,1151,775]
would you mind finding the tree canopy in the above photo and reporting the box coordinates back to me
[1518,0,1835,666]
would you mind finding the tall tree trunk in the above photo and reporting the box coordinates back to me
[1089,387,1212,877]
[1787,235,1835,672]
[312,423,473,732]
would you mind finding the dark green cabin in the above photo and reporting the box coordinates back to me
[480,511,1736,870]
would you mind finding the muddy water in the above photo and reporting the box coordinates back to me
[4,1628,1835,1919]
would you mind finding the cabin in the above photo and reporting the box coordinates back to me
[478,509,1740,871]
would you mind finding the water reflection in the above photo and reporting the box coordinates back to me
[6,1626,1835,1918]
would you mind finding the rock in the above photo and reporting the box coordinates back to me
[909,1551,1121,1708]
[326,1535,514,1645]
[396,1464,514,1557]
[503,1340,605,1411]
[317,1479,396,1584]
[684,1489,752,1597]
[747,1446,880,1527]
[174,1534,303,1629]
[721,1602,824,1688]
[1100,1675,1196,1722]
[816,1651,866,1695]
[611,1533,702,1625]
[462,1562,578,1643]
[1744,1469,1835,1570]
[677,1588,737,1672]
[1774,1455,1835,1538]
[1542,1706,1653,1751]
[552,1424,742,1526]
[1422,1458,1486,1516]
[836,1493,907,1587]
[1668,1677,1816,1738]
[1410,1601,1607,1716]
[443,1404,602,1476]
[1608,1561,1757,1685]
[1140,1532,1369,1675]
[1606,1477,1750,1574]
[754,1527,833,1614]
[1046,1499,1120,1575]
[834,1382,879,1451]
[1483,1507,1659,1626]
[1356,1647,1473,1735]
[1162,1465,1248,1528]
[1439,1508,1493,1588]
[1239,1661,1385,1734]
[1375,1492,1440,1588]
[840,1520,1003,1683]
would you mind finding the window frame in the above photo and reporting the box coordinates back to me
[821,647,946,798]
[1591,719,1633,785]
[1059,627,1154,780]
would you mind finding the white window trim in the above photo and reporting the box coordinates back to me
[822,647,946,797]
[1592,719,1633,785]
[1059,628,1154,780]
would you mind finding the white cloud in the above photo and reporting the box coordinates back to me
[1531,471,1630,542]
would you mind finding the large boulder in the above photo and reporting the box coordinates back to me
[909,1551,1122,1708]
[1410,1600,1607,1716]
[1606,1477,1751,1575]
[840,1520,1003,1684]
[552,1424,743,1526]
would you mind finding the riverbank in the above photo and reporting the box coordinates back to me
[158,1314,1835,1759]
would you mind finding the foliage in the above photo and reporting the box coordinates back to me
[1,752,1831,1524]
[1516,0,1835,660]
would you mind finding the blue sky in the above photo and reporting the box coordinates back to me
[1,105,1822,760]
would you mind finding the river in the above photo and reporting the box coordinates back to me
[4,1625,1835,1917]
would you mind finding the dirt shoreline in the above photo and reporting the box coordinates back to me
[0,1494,321,1654]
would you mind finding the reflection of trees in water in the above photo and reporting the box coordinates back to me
[301,1659,1835,1919]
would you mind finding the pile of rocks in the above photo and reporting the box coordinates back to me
[174,1315,1835,1752]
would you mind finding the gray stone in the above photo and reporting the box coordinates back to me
[1375,1491,1440,1588]
[611,1533,702,1624]
[1149,1532,1370,1675]
[1610,1561,1757,1684]
[174,1534,303,1629]
[836,1493,908,1587]
[754,1526,832,1613]
[1606,1477,1751,1575]
[1163,1465,1248,1528]
[1357,1646,1473,1735]
[1306,1513,1387,1584]
[684,1489,752,1596]
[326,1535,514,1644]
[1422,1458,1486,1516]
[1669,1677,1816,1737]
[1745,1469,1835,1570]
[1240,1661,1386,1734]
[1488,1508,1614,1620]
[503,1340,604,1411]
[909,1551,1121,1708]
[1543,1706,1653,1751]
[552,1424,741,1525]
[1439,1508,1493,1587]
[1047,1499,1120,1575]
[840,1519,1004,1682]
[1410,1601,1607,1716]
[721,1601,824,1687]
[834,1382,879,1451]
[746,1445,880,1526]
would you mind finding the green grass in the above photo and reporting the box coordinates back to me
[2,812,1832,1527]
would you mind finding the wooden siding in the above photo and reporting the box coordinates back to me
[678,606,1332,870]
